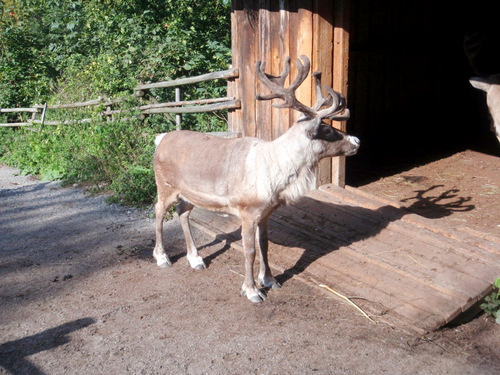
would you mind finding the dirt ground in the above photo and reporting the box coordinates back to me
[1,153,499,375]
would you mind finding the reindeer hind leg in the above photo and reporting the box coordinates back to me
[177,199,206,270]
[153,187,179,268]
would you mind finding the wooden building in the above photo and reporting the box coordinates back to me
[229,1,494,187]
[229,0,350,187]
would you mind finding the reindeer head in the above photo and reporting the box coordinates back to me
[255,55,359,157]
[470,75,500,143]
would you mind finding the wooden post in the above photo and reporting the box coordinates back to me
[31,108,39,123]
[314,0,334,186]
[230,0,259,137]
[331,0,350,187]
[175,87,182,130]
[38,103,48,131]
[106,99,112,122]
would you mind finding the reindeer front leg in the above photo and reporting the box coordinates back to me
[240,218,267,303]
[256,217,281,290]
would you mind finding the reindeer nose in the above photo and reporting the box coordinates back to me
[349,136,360,149]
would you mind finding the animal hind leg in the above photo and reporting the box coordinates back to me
[153,188,178,268]
[177,199,206,270]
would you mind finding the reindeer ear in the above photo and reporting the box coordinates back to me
[470,77,491,92]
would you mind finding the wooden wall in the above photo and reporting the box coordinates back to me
[229,0,350,186]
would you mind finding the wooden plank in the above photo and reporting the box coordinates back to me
[321,185,500,257]
[135,69,239,91]
[294,4,313,124]
[141,100,240,114]
[227,3,238,135]
[0,108,38,113]
[228,1,241,134]
[139,97,236,109]
[287,0,299,128]
[33,99,103,109]
[231,1,259,137]
[256,2,273,141]
[331,0,350,187]
[269,2,283,139]
[31,119,92,125]
[188,185,500,332]
[313,0,334,185]
[266,228,462,327]
[274,0,292,138]
[274,194,494,302]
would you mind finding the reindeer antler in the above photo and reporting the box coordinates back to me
[255,55,350,121]
[256,55,316,117]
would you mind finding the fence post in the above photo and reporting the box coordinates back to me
[37,103,48,132]
[104,97,112,122]
[175,87,182,130]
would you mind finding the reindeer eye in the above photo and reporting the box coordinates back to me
[314,124,342,142]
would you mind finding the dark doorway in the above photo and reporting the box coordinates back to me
[346,1,500,186]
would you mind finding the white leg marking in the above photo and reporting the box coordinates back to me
[153,250,171,268]
[241,283,266,303]
[257,274,281,290]
[187,253,206,270]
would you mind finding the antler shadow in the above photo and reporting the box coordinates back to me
[400,185,475,219]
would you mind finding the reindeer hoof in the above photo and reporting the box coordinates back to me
[187,255,206,270]
[241,285,267,303]
[270,281,282,290]
[249,295,265,303]
[258,276,281,290]
[154,253,172,268]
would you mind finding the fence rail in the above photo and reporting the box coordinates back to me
[0,68,240,128]
[134,69,239,92]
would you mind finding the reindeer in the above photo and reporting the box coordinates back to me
[464,3,500,143]
[153,56,360,303]
[469,76,500,143]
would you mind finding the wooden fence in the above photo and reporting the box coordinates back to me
[0,68,240,129]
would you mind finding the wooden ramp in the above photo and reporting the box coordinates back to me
[190,185,500,333]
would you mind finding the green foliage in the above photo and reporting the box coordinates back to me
[480,278,500,325]
[0,0,231,205]
[3,100,166,204]
[1,0,231,107]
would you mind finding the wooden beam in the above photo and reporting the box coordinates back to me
[294,4,313,124]
[230,0,259,137]
[135,69,239,91]
[141,99,241,114]
[331,0,350,187]
[256,1,273,141]
[0,108,38,113]
[314,0,335,186]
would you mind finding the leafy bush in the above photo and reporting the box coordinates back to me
[0,0,231,205]
[2,101,165,204]
[1,0,231,107]
[481,278,500,325]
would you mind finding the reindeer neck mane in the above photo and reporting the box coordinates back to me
[267,125,319,205]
